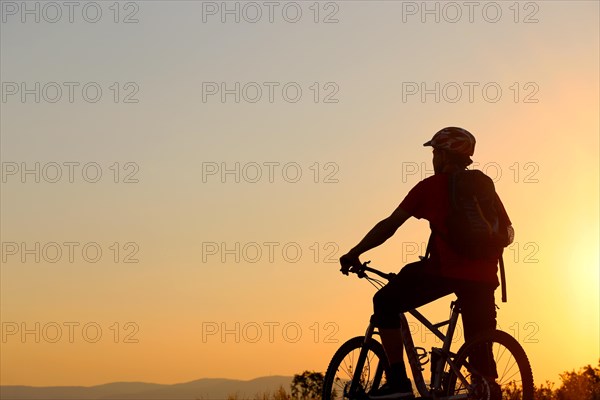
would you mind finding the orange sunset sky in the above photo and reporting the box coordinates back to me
[1,0,598,389]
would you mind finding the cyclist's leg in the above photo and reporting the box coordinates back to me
[371,260,453,395]
[372,260,454,328]
[455,282,498,378]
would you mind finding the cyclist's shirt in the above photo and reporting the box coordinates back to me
[399,172,510,285]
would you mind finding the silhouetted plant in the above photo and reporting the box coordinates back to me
[226,386,292,400]
[272,385,291,400]
[291,371,324,400]
[501,381,523,399]
[534,380,556,400]
[222,362,600,400]
[555,362,600,400]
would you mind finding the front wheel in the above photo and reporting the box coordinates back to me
[446,329,534,400]
[322,336,389,400]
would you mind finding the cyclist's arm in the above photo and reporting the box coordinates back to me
[348,206,411,257]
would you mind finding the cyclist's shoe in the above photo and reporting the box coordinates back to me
[368,382,414,399]
[472,377,502,400]
[488,381,502,400]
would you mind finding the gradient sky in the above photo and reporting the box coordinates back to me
[1,0,599,388]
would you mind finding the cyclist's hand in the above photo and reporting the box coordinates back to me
[339,252,361,276]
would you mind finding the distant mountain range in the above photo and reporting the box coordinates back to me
[0,376,293,400]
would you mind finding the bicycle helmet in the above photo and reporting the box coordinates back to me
[423,127,476,156]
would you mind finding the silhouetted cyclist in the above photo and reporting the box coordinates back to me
[340,127,511,399]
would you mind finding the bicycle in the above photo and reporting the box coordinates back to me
[322,262,534,400]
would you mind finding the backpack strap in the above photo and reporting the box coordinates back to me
[449,171,460,209]
[499,251,507,302]
[422,227,435,260]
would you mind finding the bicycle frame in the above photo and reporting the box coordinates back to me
[401,304,464,398]
[349,301,472,400]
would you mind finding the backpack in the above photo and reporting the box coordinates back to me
[424,169,514,302]
[446,169,513,260]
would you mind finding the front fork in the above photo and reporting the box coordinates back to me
[347,321,386,398]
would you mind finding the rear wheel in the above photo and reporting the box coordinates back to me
[322,336,389,400]
[446,330,534,400]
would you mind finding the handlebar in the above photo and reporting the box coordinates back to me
[348,261,396,281]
